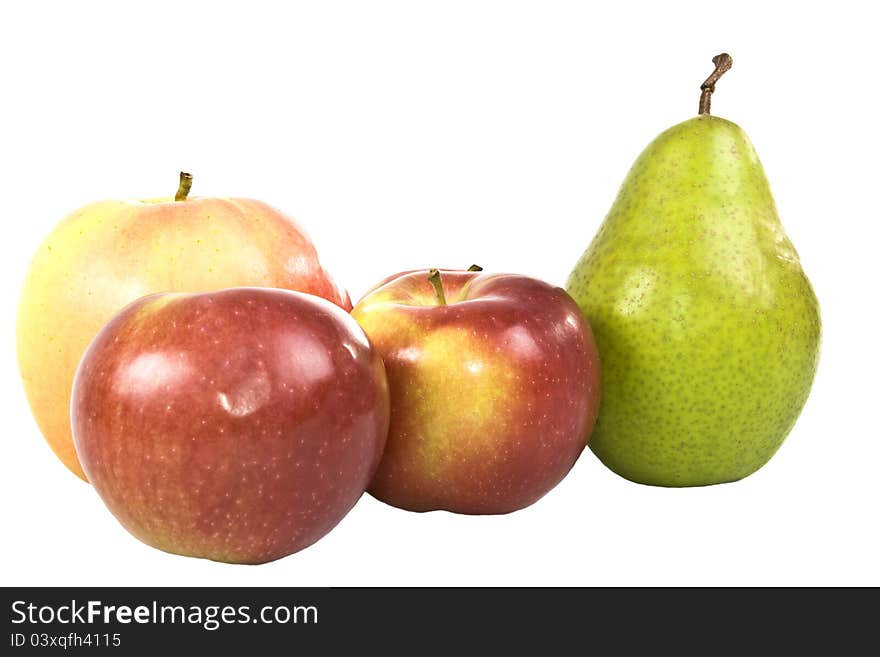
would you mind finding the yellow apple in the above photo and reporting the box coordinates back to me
[17,173,350,480]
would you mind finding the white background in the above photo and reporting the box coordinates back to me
[1,1,877,586]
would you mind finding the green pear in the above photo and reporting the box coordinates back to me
[566,54,820,486]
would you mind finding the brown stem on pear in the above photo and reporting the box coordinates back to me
[467,264,483,272]
[175,171,193,201]
[427,269,447,306]
[698,53,733,115]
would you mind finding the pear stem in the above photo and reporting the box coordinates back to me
[467,264,483,272]
[175,171,193,201]
[698,53,733,115]
[427,269,447,306]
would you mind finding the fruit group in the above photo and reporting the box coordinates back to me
[71,287,388,564]
[17,173,350,479]
[352,267,601,514]
[566,54,821,486]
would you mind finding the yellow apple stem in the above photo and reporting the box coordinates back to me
[175,171,193,201]
[427,269,447,306]
[698,53,733,115]
[467,264,483,271]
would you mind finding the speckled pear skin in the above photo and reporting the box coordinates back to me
[566,115,820,486]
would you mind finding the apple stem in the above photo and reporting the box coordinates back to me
[698,53,733,116]
[175,171,193,201]
[467,264,483,271]
[427,269,447,306]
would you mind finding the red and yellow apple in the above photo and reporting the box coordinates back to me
[71,287,389,564]
[351,268,601,514]
[17,173,350,480]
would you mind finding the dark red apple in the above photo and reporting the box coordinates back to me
[351,268,601,514]
[71,287,389,564]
